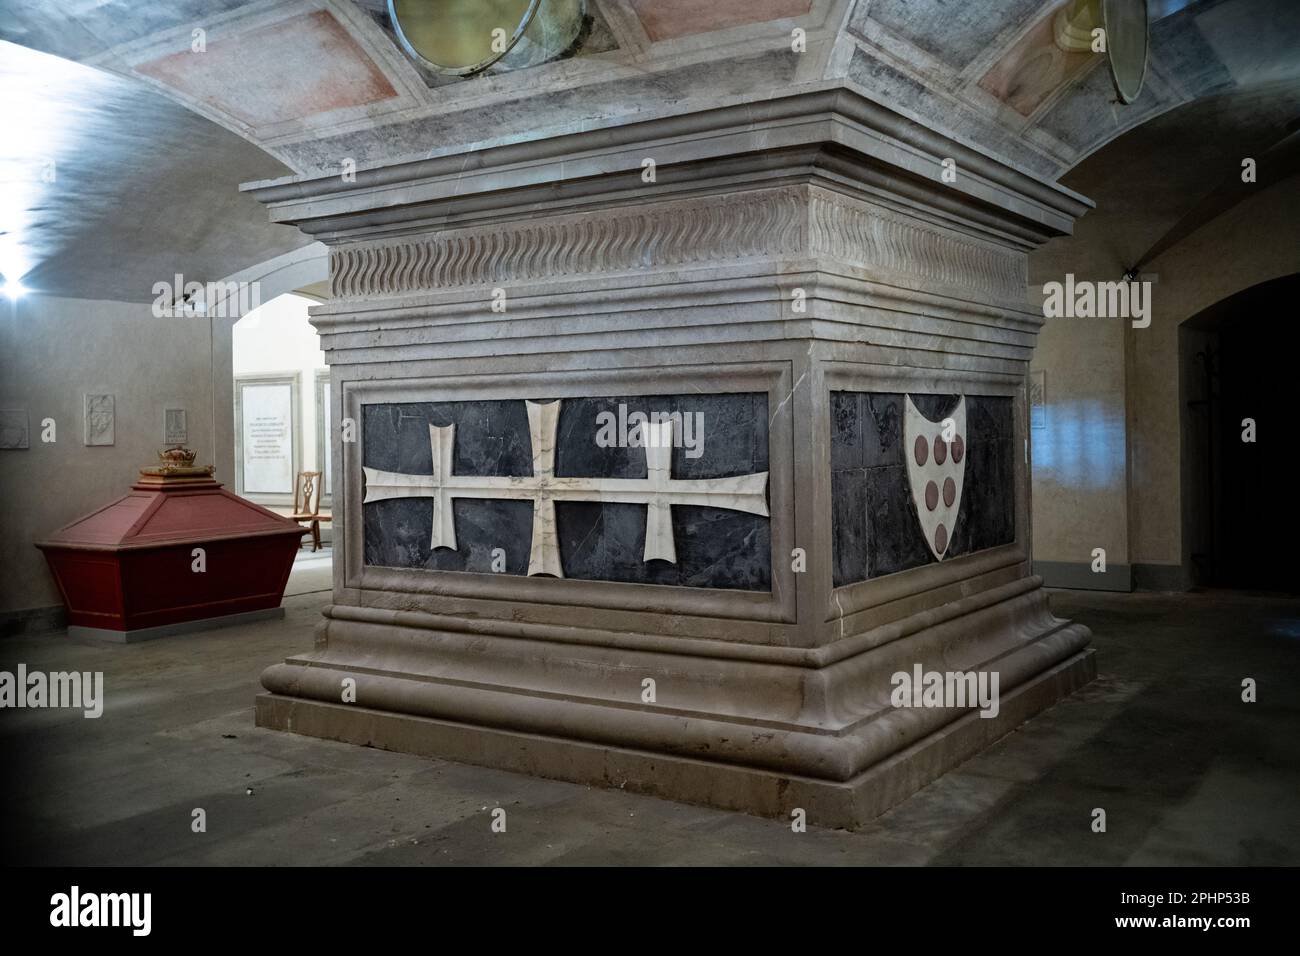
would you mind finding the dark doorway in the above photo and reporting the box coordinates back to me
[1181,273,1300,593]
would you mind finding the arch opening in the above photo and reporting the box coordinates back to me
[1180,272,1300,593]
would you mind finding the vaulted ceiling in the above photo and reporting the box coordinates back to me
[0,39,309,303]
[2,0,1297,300]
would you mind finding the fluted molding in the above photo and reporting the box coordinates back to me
[808,191,1026,300]
[328,186,1026,303]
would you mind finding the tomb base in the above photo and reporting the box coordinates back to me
[257,575,1091,827]
[248,88,1095,829]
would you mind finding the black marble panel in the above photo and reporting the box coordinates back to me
[362,401,535,575]
[362,393,771,590]
[831,392,1015,586]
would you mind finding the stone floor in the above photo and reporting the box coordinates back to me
[2,577,1298,866]
[283,545,333,596]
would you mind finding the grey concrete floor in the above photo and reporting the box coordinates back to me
[2,581,1298,866]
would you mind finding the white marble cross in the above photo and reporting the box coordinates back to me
[363,400,769,577]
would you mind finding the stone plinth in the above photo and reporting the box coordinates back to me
[246,88,1095,828]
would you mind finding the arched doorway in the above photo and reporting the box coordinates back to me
[232,291,333,595]
[1181,273,1300,593]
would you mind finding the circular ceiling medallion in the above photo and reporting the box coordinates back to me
[1103,0,1150,104]
[388,0,540,76]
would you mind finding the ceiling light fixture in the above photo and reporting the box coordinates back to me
[387,0,585,76]
[1052,0,1150,104]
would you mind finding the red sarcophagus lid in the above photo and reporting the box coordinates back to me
[36,466,307,641]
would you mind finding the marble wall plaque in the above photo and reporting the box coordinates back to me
[240,382,294,494]
[164,407,188,444]
[0,408,30,449]
[361,393,771,590]
[83,394,114,446]
[831,392,1016,585]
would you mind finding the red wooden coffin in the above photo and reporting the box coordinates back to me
[36,470,306,637]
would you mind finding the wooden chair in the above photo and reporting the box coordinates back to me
[291,471,332,552]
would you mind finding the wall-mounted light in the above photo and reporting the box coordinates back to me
[1053,0,1149,104]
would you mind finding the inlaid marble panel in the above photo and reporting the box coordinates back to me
[831,392,1015,586]
[361,393,771,590]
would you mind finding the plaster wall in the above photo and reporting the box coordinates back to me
[1129,172,1300,571]
[1028,171,1300,587]
[0,295,233,616]
[1027,239,1130,573]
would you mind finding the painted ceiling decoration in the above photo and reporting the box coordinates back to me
[4,0,1296,181]
[1,0,1296,299]
[134,9,400,130]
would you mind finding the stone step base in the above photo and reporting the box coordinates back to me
[255,647,1095,829]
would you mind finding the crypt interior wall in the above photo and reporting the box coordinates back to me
[1125,173,1300,582]
[0,295,235,620]
[1028,161,1300,591]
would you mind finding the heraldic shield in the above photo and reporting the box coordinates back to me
[904,395,967,560]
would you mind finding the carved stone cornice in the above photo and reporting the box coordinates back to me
[245,87,1093,250]
[326,185,1027,304]
[806,190,1026,301]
